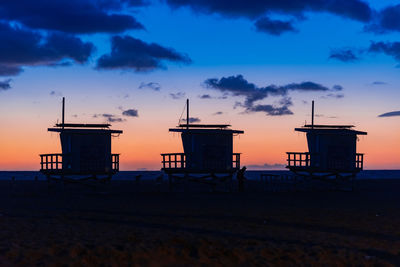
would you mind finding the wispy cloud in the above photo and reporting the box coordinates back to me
[181,117,201,123]
[0,79,12,91]
[371,81,387,85]
[169,92,185,99]
[255,17,297,36]
[378,111,400,117]
[138,82,161,91]
[49,90,62,97]
[199,94,212,99]
[93,113,126,122]
[329,48,360,62]
[122,108,139,117]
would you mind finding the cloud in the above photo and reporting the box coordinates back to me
[372,81,387,85]
[329,48,359,62]
[247,163,286,170]
[49,90,62,97]
[93,113,126,122]
[138,82,161,91]
[204,74,340,116]
[0,79,12,91]
[255,17,297,36]
[0,22,94,76]
[169,92,185,99]
[365,4,400,34]
[0,65,23,76]
[368,41,400,62]
[325,93,344,99]
[96,35,192,72]
[122,109,139,117]
[199,94,212,99]
[0,0,144,34]
[181,117,201,123]
[378,111,400,118]
[213,111,223,115]
[166,0,372,23]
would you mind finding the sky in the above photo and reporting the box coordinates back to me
[0,0,399,170]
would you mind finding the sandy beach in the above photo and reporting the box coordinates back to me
[0,178,399,266]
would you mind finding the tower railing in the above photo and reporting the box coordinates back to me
[355,153,364,170]
[286,152,310,167]
[161,153,186,170]
[287,152,365,170]
[40,153,63,171]
[40,153,120,172]
[161,152,241,171]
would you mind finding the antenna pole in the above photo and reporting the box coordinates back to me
[186,98,189,129]
[311,100,314,129]
[62,97,65,130]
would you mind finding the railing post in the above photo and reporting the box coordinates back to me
[181,154,184,168]
[174,154,177,168]
[361,154,363,169]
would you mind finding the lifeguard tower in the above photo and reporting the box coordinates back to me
[40,98,122,182]
[286,101,367,183]
[161,99,244,191]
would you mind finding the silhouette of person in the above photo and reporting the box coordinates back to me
[237,166,247,192]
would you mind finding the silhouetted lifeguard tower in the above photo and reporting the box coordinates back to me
[286,101,367,182]
[40,98,122,182]
[161,99,244,191]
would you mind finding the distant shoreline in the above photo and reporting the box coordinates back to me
[1,170,400,180]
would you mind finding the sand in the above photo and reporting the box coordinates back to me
[0,179,399,266]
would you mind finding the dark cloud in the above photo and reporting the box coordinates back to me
[0,0,144,34]
[365,4,400,34]
[122,108,139,117]
[97,35,191,72]
[0,23,94,76]
[368,41,400,62]
[378,111,400,118]
[93,113,126,122]
[380,5,400,32]
[329,48,359,62]
[255,17,297,36]
[0,65,23,76]
[169,92,185,99]
[199,94,212,99]
[181,117,201,123]
[166,0,372,22]
[213,111,223,115]
[0,79,12,91]
[205,75,340,116]
[247,163,286,170]
[138,82,161,91]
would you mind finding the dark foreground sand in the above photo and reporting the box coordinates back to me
[0,179,399,266]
